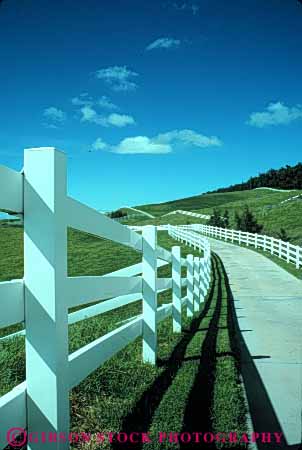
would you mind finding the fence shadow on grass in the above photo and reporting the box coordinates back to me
[111,257,218,450]
[179,253,223,449]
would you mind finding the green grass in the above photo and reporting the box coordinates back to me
[135,188,302,217]
[124,213,204,227]
[194,193,302,245]
[134,188,302,245]
[0,227,248,449]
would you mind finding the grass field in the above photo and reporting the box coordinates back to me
[133,188,302,245]
[0,226,248,449]
[135,188,301,216]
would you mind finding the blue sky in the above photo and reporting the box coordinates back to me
[1,0,302,212]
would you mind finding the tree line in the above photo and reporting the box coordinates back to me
[209,163,302,193]
[108,209,127,219]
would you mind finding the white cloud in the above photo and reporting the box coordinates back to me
[97,96,118,110]
[107,113,135,127]
[43,107,66,127]
[72,94,118,110]
[113,136,171,154]
[92,128,222,154]
[71,93,93,106]
[171,2,199,15]
[95,66,138,92]
[80,105,103,124]
[247,102,302,128]
[91,138,107,151]
[146,37,181,51]
[80,105,135,128]
[155,129,222,147]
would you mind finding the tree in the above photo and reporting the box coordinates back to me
[235,205,263,233]
[277,228,291,242]
[209,208,224,227]
[235,211,242,230]
[109,209,126,219]
[223,209,229,228]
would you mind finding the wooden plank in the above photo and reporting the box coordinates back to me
[0,165,23,213]
[104,259,168,278]
[181,278,187,287]
[181,296,188,305]
[0,329,26,341]
[104,263,143,277]
[67,196,142,251]
[0,280,24,328]
[67,276,142,309]
[157,303,173,323]
[69,317,142,389]
[0,382,26,449]
[157,277,172,291]
[68,293,142,325]
[68,282,171,326]
[156,245,172,262]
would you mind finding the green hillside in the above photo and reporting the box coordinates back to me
[135,188,301,216]
[134,188,302,245]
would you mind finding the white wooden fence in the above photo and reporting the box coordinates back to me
[0,148,211,450]
[190,223,302,269]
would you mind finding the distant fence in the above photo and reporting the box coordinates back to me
[280,193,302,204]
[190,223,302,269]
[163,209,211,220]
[0,148,212,449]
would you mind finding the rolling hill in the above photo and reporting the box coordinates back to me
[134,188,302,245]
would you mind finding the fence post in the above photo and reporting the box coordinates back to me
[255,233,258,249]
[172,246,182,333]
[270,238,274,255]
[206,248,211,291]
[24,148,69,449]
[193,256,200,312]
[232,229,234,243]
[205,252,210,290]
[238,231,241,245]
[295,246,300,269]
[199,258,206,302]
[279,240,282,258]
[186,254,194,317]
[142,225,157,364]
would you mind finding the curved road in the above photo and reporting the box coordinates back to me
[208,238,302,449]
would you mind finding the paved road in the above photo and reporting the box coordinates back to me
[209,238,302,449]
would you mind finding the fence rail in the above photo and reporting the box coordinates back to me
[0,148,212,450]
